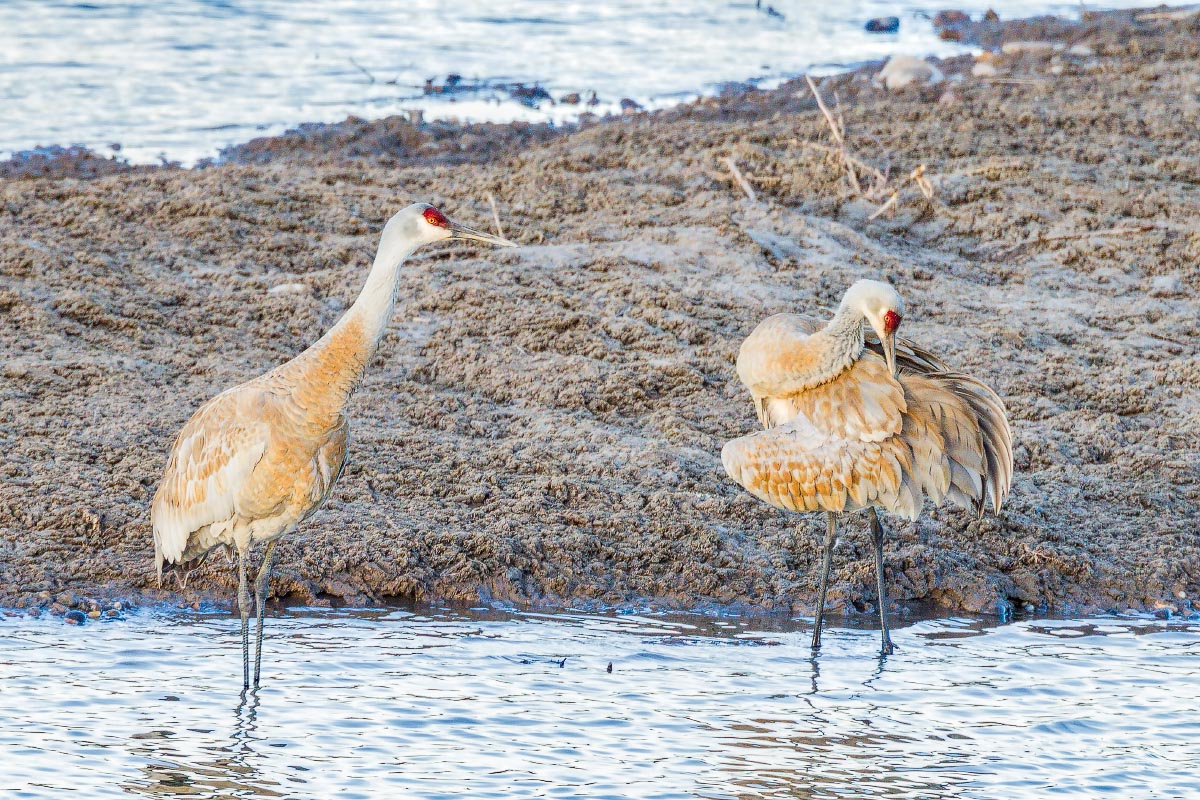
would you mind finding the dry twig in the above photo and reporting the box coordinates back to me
[348,56,377,84]
[486,192,505,239]
[723,156,759,203]
[984,223,1159,256]
[803,76,934,218]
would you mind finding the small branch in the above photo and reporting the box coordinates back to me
[800,76,936,218]
[792,140,887,190]
[806,75,844,147]
[984,224,1160,256]
[724,156,759,203]
[349,56,377,84]
[868,192,899,221]
[486,192,506,239]
[909,164,934,200]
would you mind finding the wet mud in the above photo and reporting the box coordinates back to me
[1,8,1197,618]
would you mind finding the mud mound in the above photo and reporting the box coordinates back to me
[1,8,1197,618]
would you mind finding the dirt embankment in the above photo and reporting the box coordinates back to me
[1,8,1198,618]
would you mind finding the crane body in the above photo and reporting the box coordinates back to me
[722,280,1013,653]
[152,203,515,688]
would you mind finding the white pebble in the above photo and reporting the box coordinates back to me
[268,282,310,295]
[874,55,944,91]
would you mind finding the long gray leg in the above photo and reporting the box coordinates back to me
[811,512,837,651]
[868,508,895,655]
[237,547,251,689]
[252,540,277,687]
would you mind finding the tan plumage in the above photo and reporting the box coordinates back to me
[150,202,516,688]
[721,280,1013,654]
[151,324,356,577]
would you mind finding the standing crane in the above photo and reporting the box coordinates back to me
[152,203,515,688]
[721,280,1012,654]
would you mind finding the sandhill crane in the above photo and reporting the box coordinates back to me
[722,280,1012,654]
[151,203,516,688]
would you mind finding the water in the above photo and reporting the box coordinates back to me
[3,606,1198,798]
[0,0,1174,165]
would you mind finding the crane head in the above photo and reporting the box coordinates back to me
[418,202,518,246]
[377,203,518,263]
[842,279,904,377]
[419,203,518,247]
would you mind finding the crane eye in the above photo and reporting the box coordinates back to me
[882,310,901,333]
[422,207,450,228]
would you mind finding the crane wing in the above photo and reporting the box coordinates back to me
[151,389,271,578]
[722,417,917,518]
[735,313,824,400]
[900,370,1013,516]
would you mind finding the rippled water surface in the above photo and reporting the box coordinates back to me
[3,606,1199,798]
[0,0,1174,164]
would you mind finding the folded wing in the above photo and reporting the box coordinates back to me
[151,389,270,577]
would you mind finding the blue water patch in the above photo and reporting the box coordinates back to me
[2,607,1199,797]
[0,0,1176,165]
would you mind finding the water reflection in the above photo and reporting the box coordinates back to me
[3,607,1199,799]
[124,689,284,798]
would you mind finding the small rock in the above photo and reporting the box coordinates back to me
[559,92,581,105]
[1153,607,1172,620]
[27,607,41,618]
[1001,41,1062,57]
[938,89,960,105]
[932,10,970,28]
[87,610,102,619]
[50,602,67,615]
[64,610,86,625]
[619,98,643,114]
[874,55,944,91]
[972,61,999,77]
[938,28,965,42]
[268,282,309,295]
[56,591,76,607]
[865,16,899,33]
[984,8,999,22]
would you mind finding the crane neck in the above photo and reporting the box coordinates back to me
[815,302,866,377]
[282,241,416,416]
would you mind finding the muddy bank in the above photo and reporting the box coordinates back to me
[1,8,1198,619]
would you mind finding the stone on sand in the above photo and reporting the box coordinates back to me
[874,55,944,90]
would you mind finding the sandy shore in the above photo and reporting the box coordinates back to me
[1,8,1197,619]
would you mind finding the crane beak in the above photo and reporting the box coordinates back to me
[881,330,898,378]
[449,221,518,248]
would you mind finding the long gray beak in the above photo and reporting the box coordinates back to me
[450,221,518,247]
[882,330,898,378]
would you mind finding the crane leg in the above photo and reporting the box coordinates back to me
[237,547,250,690]
[868,508,895,655]
[811,512,837,651]
[252,540,277,688]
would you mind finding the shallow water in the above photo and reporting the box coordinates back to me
[2,606,1198,799]
[0,0,1173,164]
